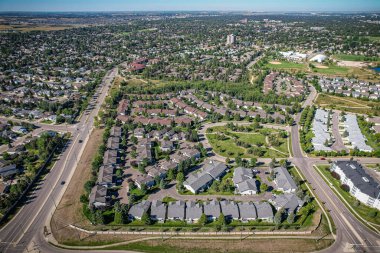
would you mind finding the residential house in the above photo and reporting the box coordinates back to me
[255,202,274,222]
[238,202,257,222]
[89,185,110,209]
[273,167,297,193]
[128,200,151,220]
[185,201,203,223]
[220,200,240,221]
[150,200,166,223]
[167,201,186,220]
[203,200,221,221]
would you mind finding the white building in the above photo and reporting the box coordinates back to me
[309,54,327,63]
[226,34,236,45]
[331,161,380,210]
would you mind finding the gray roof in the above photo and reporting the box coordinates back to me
[270,193,304,214]
[233,167,254,185]
[238,202,257,220]
[255,202,274,220]
[89,185,108,205]
[312,109,332,151]
[0,164,21,177]
[344,114,373,152]
[103,150,118,166]
[97,165,115,185]
[167,201,186,219]
[236,178,258,193]
[203,200,221,218]
[184,172,213,193]
[185,201,203,220]
[220,200,239,219]
[128,200,151,219]
[110,126,122,137]
[107,137,120,150]
[204,160,227,179]
[334,161,380,198]
[150,200,166,220]
[274,167,297,192]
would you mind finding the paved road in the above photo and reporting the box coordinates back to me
[290,86,380,253]
[330,111,347,152]
[0,67,118,253]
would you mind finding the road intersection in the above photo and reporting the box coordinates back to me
[0,76,380,253]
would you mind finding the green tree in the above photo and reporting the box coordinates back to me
[114,202,123,224]
[159,179,167,190]
[218,213,226,226]
[287,212,295,224]
[250,157,257,167]
[141,212,151,225]
[198,213,208,225]
[274,209,283,225]
[176,171,184,183]
[260,183,268,193]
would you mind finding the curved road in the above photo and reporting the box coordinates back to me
[1,80,380,253]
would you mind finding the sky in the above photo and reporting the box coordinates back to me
[0,0,380,12]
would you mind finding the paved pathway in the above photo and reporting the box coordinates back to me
[330,111,347,152]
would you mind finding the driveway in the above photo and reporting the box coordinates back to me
[330,111,347,152]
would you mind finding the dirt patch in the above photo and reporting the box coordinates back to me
[337,60,368,68]
[269,61,281,65]
[315,65,329,69]
[51,128,104,243]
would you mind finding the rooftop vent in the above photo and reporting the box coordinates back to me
[362,177,369,183]
[349,164,356,169]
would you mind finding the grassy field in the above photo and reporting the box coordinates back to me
[316,165,380,226]
[206,127,289,158]
[311,65,350,75]
[315,93,380,116]
[103,238,334,253]
[367,36,380,43]
[333,54,380,62]
[265,61,307,71]
[0,24,74,32]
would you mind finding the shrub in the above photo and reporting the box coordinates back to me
[340,184,350,192]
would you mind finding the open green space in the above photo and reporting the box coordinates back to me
[265,61,307,71]
[315,93,380,116]
[102,238,334,253]
[206,126,289,158]
[316,165,380,226]
[311,65,350,75]
[333,54,380,62]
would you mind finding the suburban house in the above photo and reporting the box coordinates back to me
[134,174,155,189]
[233,167,258,195]
[273,167,297,193]
[97,165,115,187]
[128,200,151,220]
[255,202,274,222]
[89,185,110,209]
[185,201,203,223]
[184,160,228,194]
[269,193,304,214]
[238,202,257,222]
[220,200,240,221]
[331,161,380,209]
[203,200,221,221]
[103,150,118,166]
[134,128,145,138]
[0,164,22,179]
[150,200,167,223]
[167,201,186,220]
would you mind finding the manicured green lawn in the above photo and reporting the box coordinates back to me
[265,61,306,70]
[206,126,289,158]
[316,165,380,225]
[312,65,350,75]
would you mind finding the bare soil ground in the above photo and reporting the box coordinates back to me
[269,61,282,65]
[315,65,329,69]
[51,128,104,243]
[337,60,368,68]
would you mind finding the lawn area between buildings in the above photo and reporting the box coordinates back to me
[315,93,380,116]
[315,165,380,226]
[206,126,289,158]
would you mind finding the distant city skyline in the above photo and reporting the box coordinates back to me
[1,0,380,12]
